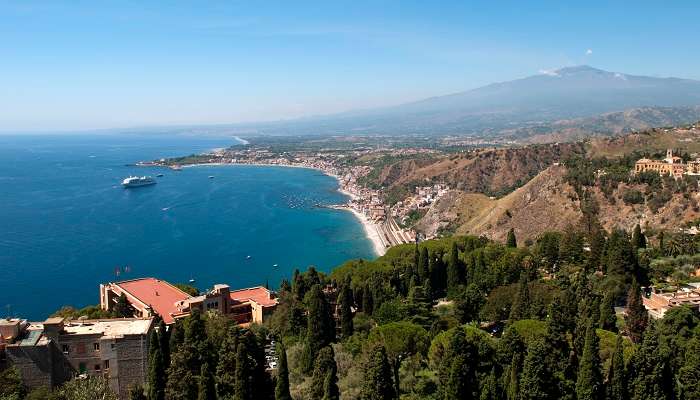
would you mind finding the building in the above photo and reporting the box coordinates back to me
[634,149,687,179]
[100,277,279,326]
[642,284,700,319]
[2,317,152,399]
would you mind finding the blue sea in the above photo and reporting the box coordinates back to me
[0,134,375,321]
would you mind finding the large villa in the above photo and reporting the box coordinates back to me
[634,149,700,178]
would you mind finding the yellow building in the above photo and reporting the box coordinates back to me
[634,149,686,178]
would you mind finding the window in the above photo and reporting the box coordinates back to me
[93,343,100,351]
[110,343,116,349]
[94,364,101,371]
[104,360,110,369]
[61,344,69,354]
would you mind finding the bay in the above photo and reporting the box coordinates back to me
[0,133,375,320]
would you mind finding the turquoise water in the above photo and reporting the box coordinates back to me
[0,134,375,320]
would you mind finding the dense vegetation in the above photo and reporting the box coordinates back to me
[5,225,700,399]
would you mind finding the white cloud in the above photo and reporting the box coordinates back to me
[539,69,560,77]
[586,49,593,55]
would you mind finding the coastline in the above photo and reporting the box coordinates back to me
[178,162,387,257]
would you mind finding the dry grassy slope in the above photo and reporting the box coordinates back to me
[587,124,700,158]
[375,143,584,195]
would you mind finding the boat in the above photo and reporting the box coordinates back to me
[156,173,164,177]
[246,255,252,260]
[208,176,215,179]
[170,165,183,171]
[122,176,156,188]
[272,264,279,268]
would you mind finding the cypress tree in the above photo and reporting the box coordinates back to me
[678,336,700,399]
[603,230,637,279]
[519,339,553,400]
[323,369,340,400]
[311,346,338,400]
[506,228,517,248]
[445,354,471,399]
[509,273,531,321]
[216,326,240,399]
[338,282,354,338]
[446,242,462,295]
[234,335,254,400]
[480,367,500,400]
[361,345,395,400]
[624,282,648,344]
[575,323,603,400]
[114,293,134,318]
[147,331,166,400]
[505,352,521,400]
[362,283,374,315]
[631,224,646,249]
[599,290,617,332]
[169,319,185,353]
[629,324,671,400]
[302,284,335,373]
[606,334,626,400]
[128,385,147,400]
[165,343,198,400]
[158,319,171,368]
[419,246,429,283]
[197,362,215,400]
[275,342,292,400]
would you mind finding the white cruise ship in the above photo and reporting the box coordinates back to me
[122,176,156,188]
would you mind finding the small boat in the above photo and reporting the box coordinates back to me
[208,176,215,179]
[272,264,279,268]
[246,255,252,260]
[189,278,196,283]
[171,165,183,171]
[156,173,164,177]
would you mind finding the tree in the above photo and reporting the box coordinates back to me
[505,352,521,400]
[599,289,617,332]
[575,324,603,400]
[338,282,354,338]
[509,273,531,321]
[506,228,517,248]
[454,283,484,323]
[446,242,463,295]
[606,334,626,400]
[323,369,340,400]
[169,319,185,352]
[147,331,166,400]
[678,336,700,399]
[114,292,135,318]
[128,385,147,400]
[311,346,338,400]
[197,362,215,400]
[57,377,118,400]
[445,353,472,400]
[234,335,254,400]
[438,328,478,400]
[519,339,553,400]
[628,324,672,400]
[158,319,171,368]
[367,321,429,396]
[419,246,430,283]
[0,366,24,399]
[631,224,646,249]
[624,282,648,344]
[165,343,198,400]
[216,327,240,399]
[361,345,396,400]
[302,284,336,373]
[603,230,637,280]
[275,342,292,400]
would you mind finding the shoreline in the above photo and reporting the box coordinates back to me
[177,162,386,257]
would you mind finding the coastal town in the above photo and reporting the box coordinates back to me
[139,144,452,254]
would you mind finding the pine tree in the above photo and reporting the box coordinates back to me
[606,334,626,400]
[629,324,671,400]
[445,354,471,399]
[519,339,553,400]
[509,273,531,321]
[169,319,185,353]
[275,342,292,400]
[603,230,637,279]
[454,284,484,323]
[165,343,198,400]
[311,346,338,400]
[624,282,648,344]
[678,336,700,399]
[506,228,517,248]
[361,345,395,400]
[197,362,215,400]
[302,284,336,373]
[216,327,240,399]
[575,323,603,400]
[338,282,354,338]
[362,283,374,315]
[234,335,254,400]
[446,242,463,295]
[599,290,617,332]
[505,352,521,400]
[114,293,134,318]
[631,224,646,249]
[147,330,166,400]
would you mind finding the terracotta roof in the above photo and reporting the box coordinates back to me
[115,278,191,324]
[229,286,278,307]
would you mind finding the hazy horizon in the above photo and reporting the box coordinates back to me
[2,1,700,131]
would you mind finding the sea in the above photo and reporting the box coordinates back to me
[0,133,376,321]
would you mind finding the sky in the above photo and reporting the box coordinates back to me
[1,1,699,131]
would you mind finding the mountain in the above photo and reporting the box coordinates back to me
[236,66,700,137]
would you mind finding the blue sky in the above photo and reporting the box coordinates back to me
[1,1,699,131]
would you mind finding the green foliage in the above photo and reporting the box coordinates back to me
[628,324,672,400]
[575,324,603,400]
[55,377,118,400]
[310,346,338,400]
[174,283,200,296]
[51,304,115,320]
[519,339,553,400]
[114,292,135,318]
[606,334,626,400]
[624,283,648,344]
[338,282,354,338]
[622,189,644,205]
[147,330,166,400]
[361,345,396,400]
[275,342,292,400]
[302,284,336,373]
[197,362,215,400]
[506,228,517,248]
[0,367,24,400]
[678,335,700,399]
[454,284,485,323]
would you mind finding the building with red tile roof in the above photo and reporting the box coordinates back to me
[100,278,278,325]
